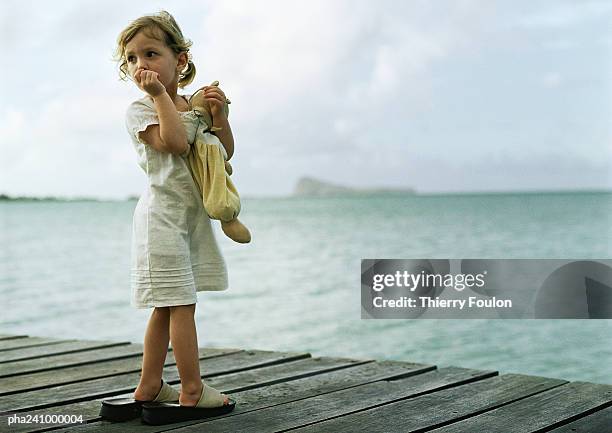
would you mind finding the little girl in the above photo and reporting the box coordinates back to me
[100,10,235,424]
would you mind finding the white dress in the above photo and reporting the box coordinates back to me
[125,94,228,309]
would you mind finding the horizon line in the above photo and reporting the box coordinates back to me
[2,187,612,202]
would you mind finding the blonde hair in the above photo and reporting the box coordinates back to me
[113,10,196,88]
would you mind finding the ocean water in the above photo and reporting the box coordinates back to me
[1,192,611,384]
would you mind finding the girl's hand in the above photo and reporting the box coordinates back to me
[135,69,166,98]
[202,85,228,119]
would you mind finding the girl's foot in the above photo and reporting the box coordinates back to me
[180,382,230,407]
[134,380,163,401]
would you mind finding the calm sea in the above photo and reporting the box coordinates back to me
[1,192,611,384]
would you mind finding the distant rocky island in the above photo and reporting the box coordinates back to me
[293,177,415,197]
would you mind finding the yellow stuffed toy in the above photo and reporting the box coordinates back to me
[187,80,251,244]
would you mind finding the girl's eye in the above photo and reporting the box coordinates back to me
[127,56,135,62]
[147,51,156,57]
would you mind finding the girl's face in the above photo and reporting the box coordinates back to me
[124,28,186,92]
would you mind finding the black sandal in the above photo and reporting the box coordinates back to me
[141,382,235,425]
[99,379,180,422]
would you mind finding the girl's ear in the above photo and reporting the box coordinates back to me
[177,52,188,71]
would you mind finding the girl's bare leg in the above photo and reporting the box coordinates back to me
[169,303,229,406]
[134,306,170,400]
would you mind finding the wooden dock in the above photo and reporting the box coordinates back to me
[0,333,610,432]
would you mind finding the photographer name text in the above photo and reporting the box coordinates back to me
[372,296,512,309]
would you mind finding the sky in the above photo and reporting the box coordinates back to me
[0,0,610,199]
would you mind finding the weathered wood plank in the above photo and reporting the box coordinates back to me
[0,337,73,352]
[426,381,612,433]
[2,357,368,432]
[0,341,129,363]
[166,366,496,433]
[0,349,309,412]
[212,356,372,393]
[0,348,240,395]
[42,359,437,432]
[0,344,146,378]
[0,333,606,433]
[546,405,612,433]
[5,356,372,432]
[284,373,567,433]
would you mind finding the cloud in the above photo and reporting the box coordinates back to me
[190,0,498,162]
[0,0,609,198]
[515,0,612,29]
[543,72,563,88]
[0,79,138,197]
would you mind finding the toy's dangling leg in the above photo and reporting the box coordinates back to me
[220,219,251,243]
[217,157,249,243]
[219,157,249,243]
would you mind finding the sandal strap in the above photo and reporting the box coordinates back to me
[196,382,225,408]
[152,380,180,402]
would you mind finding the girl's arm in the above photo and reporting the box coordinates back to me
[211,114,234,160]
[149,92,189,154]
[135,69,188,155]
